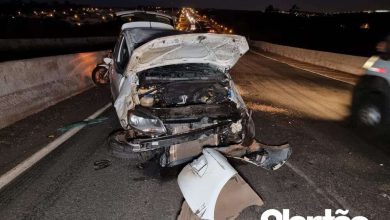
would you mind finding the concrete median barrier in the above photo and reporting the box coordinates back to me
[0,37,116,52]
[0,51,106,129]
[252,41,368,75]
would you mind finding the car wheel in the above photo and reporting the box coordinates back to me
[92,66,109,86]
[108,130,162,162]
[352,93,389,130]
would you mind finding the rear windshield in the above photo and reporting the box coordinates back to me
[119,13,174,26]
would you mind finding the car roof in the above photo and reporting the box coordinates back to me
[115,10,172,18]
[116,10,175,28]
[116,10,174,20]
[121,21,174,31]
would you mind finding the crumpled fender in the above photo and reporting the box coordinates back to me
[177,148,263,220]
[114,75,139,128]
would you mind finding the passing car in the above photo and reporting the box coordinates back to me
[351,37,390,131]
[107,23,258,167]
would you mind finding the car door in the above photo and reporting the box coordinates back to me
[110,35,130,100]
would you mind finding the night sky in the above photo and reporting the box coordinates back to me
[2,0,390,12]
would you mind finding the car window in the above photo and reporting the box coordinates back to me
[155,15,173,26]
[119,13,173,26]
[114,36,130,73]
[113,36,123,70]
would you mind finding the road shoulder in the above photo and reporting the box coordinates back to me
[250,48,361,85]
[0,86,112,177]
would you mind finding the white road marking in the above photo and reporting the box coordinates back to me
[250,50,355,85]
[286,162,360,217]
[0,103,112,190]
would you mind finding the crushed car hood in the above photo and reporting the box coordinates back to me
[125,33,249,76]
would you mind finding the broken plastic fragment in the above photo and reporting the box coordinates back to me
[93,159,111,170]
[233,143,292,170]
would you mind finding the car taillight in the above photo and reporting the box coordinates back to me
[368,67,387,74]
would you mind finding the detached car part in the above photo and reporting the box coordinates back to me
[218,141,292,171]
[177,148,264,220]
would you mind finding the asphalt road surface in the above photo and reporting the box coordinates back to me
[0,51,389,220]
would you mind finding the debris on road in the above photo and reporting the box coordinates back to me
[93,159,111,170]
[216,140,292,170]
[58,117,108,133]
[178,148,264,220]
[232,143,291,170]
[381,193,390,201]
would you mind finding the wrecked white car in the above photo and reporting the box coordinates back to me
[108,25,290,169]
[105,13,292,220]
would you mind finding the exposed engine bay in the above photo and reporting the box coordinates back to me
[110,64,254,166]
[136,79,241,123]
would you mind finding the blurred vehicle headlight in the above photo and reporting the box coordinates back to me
[363,56,379,69]
[128,112,166,135]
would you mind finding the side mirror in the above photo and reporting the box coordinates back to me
[103,57,113,65]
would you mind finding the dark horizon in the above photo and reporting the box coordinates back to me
[1,0,390,12]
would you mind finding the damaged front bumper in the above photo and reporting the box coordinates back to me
[178,148,264,220]
[112,118,291,169]
[177,145,292,219]
[113,120,240,166]
[125,121,231,152]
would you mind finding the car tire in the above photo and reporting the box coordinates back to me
[352,92,389,131]
[108,130,162,162]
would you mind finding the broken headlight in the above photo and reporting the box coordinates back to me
[128,112,166,135]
